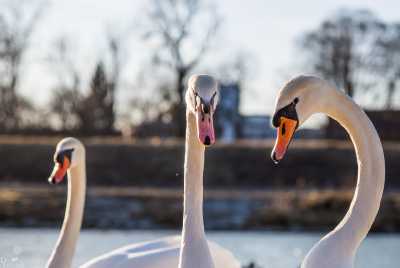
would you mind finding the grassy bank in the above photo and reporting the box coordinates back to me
[1,184,399,231]
[1,137,400,189]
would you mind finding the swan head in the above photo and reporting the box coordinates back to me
[271,76,328,163]
[185,74,220,146]
[48,137,85,184]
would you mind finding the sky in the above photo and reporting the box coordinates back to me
[21,0,400,119]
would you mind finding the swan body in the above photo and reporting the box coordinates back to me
[81,75,240,268]
[80,236,239,268]
[271,76,385,268]
[46,139,239,268]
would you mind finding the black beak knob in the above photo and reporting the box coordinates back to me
[202,104,210,114]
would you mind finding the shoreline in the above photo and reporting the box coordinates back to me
[1,184,399,232]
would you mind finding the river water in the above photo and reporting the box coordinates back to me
[0,228,398,267]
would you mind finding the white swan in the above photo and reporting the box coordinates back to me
[270,75,385,268]
[81,74,240,268]
[47,137,86,268]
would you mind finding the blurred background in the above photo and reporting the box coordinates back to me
[0,0,399,267]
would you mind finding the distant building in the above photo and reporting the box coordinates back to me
[215,83,241,142]
[133,83,286,140]
[216,83,274,141]
[239,115,274,139]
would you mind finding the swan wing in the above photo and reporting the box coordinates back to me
[80,245,180,268]
[209,240,241,268]
[80,236,240,268]
[80,236,180,268]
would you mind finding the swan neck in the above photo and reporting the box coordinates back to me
[47,160,86,268]
[182,111,206,238]
[320,90,385,254]
[179,110,214,268]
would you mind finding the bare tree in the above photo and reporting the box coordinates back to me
[374,23,400,109]
[48,37,81,92]
[215,50,256,89]
[142,0,221,136]
[300,9,385,98]
[81,27,130,134]
[105,32,124,91]
[82,30,128,134]
[100,31,127,131]
[77,61,115,134]
[0,0,47,130]
[47,37,82,131]
[50,87,82,131]
[129,65,175,123]
[48,27,127,134]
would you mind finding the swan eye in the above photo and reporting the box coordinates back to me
[293,97,299,104]
[56,153,63,164]
[55,149,74,165]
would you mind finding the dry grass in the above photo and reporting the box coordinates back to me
[0,184,399,231]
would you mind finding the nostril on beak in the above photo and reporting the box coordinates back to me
[281,123,286,135]
[204,136,211,145]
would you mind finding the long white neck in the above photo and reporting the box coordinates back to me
[47,160,86,268]
[303,84,385,267]
[179,111,215,268]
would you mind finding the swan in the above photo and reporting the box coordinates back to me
[81,74,240,268]
[270,75,385,268]
[46,137,86,268]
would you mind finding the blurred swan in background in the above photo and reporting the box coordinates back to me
[46,137,86,268]
[81,75,240,268]
[270,76,385,268]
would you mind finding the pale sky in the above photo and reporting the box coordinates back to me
[21,0,400,118]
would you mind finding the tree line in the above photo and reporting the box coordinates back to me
[299,9,400,108]
[0,0,246,136]
[0,2,399,136]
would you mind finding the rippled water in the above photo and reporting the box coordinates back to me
[0,228,398,267]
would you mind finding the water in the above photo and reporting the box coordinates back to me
[0,228,398,267]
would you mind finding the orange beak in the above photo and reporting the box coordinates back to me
[48,157,70,184]
[271,116,298,163]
